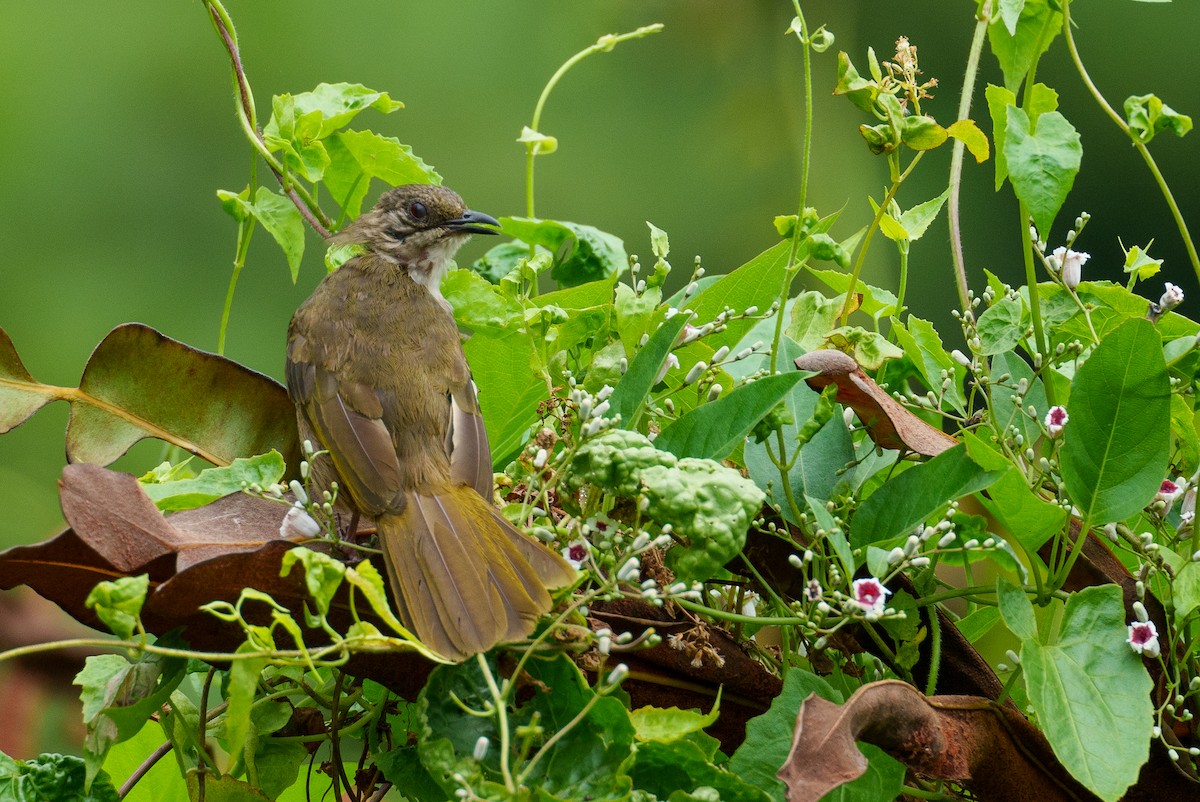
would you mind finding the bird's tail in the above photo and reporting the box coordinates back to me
[376,485,576,661]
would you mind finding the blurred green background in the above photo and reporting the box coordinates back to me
[2,0,1198,546]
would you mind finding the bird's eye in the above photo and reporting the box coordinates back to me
[409,200,428,221]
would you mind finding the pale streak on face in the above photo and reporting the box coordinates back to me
[403,233,469,300]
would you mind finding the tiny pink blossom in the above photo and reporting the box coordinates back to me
[1127,620,1160,658]
[850,577,891,614]
[1156,478,1184,508]
[1045,406,1069,437]
[655,353,680,384]
[804,579,822,602]
[561,540,589,570]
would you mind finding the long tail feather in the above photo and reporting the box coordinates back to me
[377,486,576,660]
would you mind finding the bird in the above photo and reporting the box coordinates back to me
[285,184,576,660]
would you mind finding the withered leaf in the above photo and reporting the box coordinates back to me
[68,324,299,468]
[794,350,956,457]
[777,679,1096,802]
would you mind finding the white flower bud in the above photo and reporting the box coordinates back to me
[473,736,489,761]
[712,345,731,363]
[684,361,707,385]
[289,480,309,506]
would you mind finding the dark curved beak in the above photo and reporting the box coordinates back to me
[446,209,501,236]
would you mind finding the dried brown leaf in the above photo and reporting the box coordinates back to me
[794,350,956,457]
[777,679,1097,802]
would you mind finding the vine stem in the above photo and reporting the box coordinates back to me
[118,740,173,799]
[1060,0,1200,285]
[769,1,816,376]
[204,0,332,240]
[947,0,992,313]
[838,151,925,326]
[523,24,664,222]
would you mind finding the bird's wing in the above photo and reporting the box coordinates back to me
[287,333,404,515]
[447,376,494,500]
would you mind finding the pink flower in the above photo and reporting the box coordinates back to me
[804,579,822,602]
[850,577,891,614]
[1127,621,1160,658]
[1156,478,1185,510]
[1044,406,1069,437]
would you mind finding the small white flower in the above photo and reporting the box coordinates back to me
[1045,405,1069,437]
[1156,477,1186,512]
[280,505,322,538]
[1128,620,1160,658]
[1053,247,1090,290]
[655,353,680,384]
[1160,282,1185,311]
[561,540,589,569]
[804,579,822,602]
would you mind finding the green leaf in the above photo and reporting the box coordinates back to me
[998,0,1026,35]
[223,643,269,765]
[784,291,841,352]
[976,295,1024,355]
[901,115,948,151]
[956,607,1001,643]
[891,316,966,412]
[1004,106,1082,236]
[1124,93,1192,143]
[630,739,772,802]
[609,313,691,428]
[462,329,545,467]
[249,188,306,282]
[1174,561,1200,626]
[64,324,299,470]
[85,575,149,640]
[964,431,1065,552]
[139,451,285,511]
[631,696,720,742]
[1021,585,1153,801]
[898,188,950,241]
[869,196,908,242]
[76,644,186,786]
[374,747,446,802]
[1061,319,1171,524]
[806,269,899,322]
[654,373,806,460]
[324,130,441,219]
[996,577,1037,640]
[746,340,855,520]
[1122,241,1164,281]
[102,722,189,802]
[823,327,903,370]
[501,218,626,288]
[471,241,540,285]
[443,268,524,331]
[263,83,402,143]
[947,119,990,163]
[683,241,793,358]
[988,0,1062,92]
[833,51,878,113]
[851,444,1003,547]
[985,84,1017,189]
[0,752,120,802]
[516,125,558,155]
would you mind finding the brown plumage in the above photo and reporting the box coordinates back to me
[286,184,575,660]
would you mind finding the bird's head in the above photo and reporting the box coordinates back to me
[331,185,500,288]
